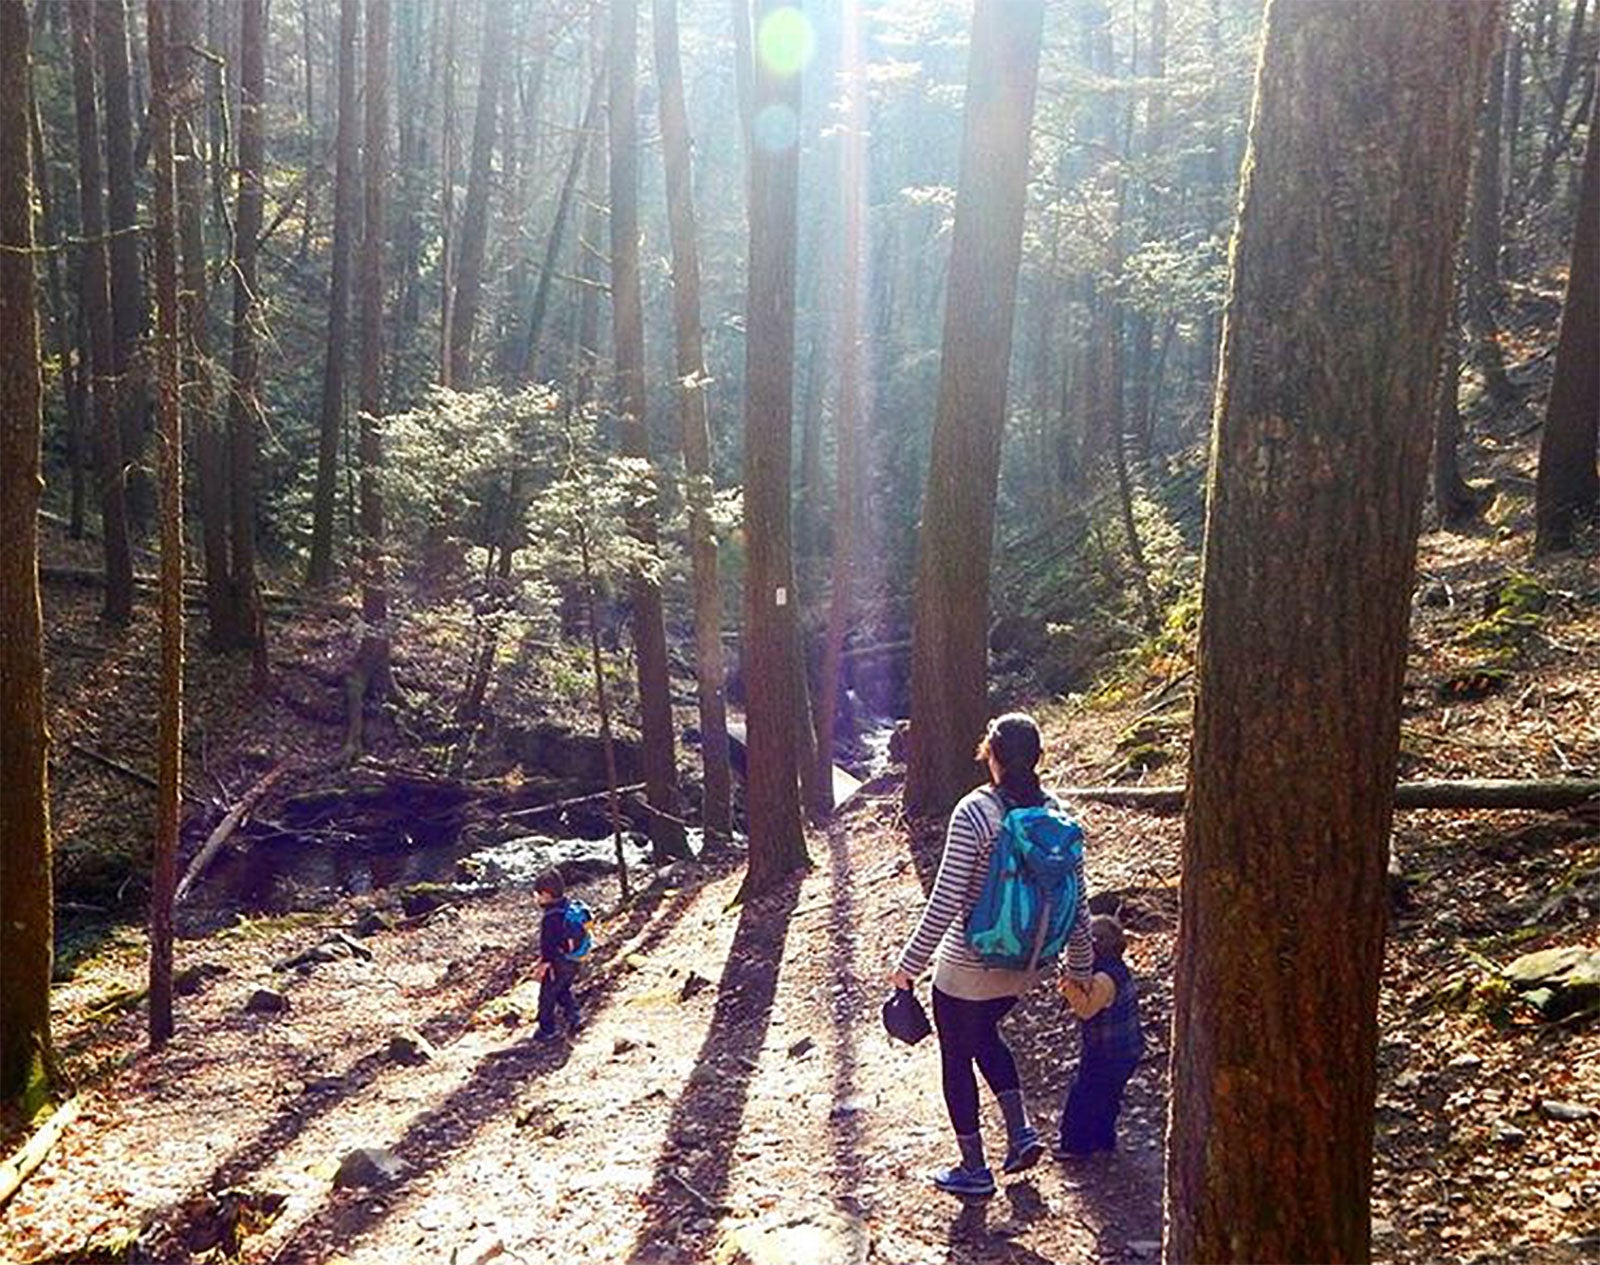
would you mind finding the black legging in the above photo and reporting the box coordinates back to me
[931,987,1021,1136]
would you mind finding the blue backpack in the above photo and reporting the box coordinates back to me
[562,899,594,961]
[965,792,1084,971]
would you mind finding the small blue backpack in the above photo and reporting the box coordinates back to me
[562,898,594,960]
[965,792,1084,971]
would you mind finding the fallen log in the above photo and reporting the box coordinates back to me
[0,1097,80,1211]
[498,782,647,825]
[1063,778,1600,815]
[175,763,289,903]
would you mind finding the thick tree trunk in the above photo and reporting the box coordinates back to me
[95,0,147,481]
[446,8,507,388]
[355,0,392,705]
[814,0,868,815]
[738,0,811,897]
[1164,6,1498,1263]
[1534,86,1600,553]
[227,0,267,662]
[306,0,359,589]
[611,0,687,861]
[905,0,1045,818]
[0,0,54,1105]
[68,0,135,627]
[654,0,732,842]
[145,0,184,1051]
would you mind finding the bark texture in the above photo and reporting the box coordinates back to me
[306,0,360,589]
[738,0,810,894]
[0,0,54,1104]
[904,0,1045,818]
[610,0,687,860]
[1164,5,1500,1262]
[145,0,183,1048]
[1534,86,1600,553]
[654,0,732,841]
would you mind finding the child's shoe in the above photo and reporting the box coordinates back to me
[931,1164,996,1198]
[534,1026,560,1042]
[1002,1127,1044,1175]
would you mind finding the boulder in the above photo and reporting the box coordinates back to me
[245,987,289,1015]
[1504,946,1600,1019]
[334,1146,408,1188]
[712,1208,868,1265]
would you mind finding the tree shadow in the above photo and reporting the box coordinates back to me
[143,877,703,1255]
[825,820,868,1210]
[622,870,805,1262]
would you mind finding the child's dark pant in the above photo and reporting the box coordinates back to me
[1058,1052,1138,1153]
[931,987,1021,1136]
[537,960,580,1033]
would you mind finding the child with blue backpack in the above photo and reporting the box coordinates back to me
[533,867,591,1041]
[889,713,1094,1198]
[1056,913,1143,1156]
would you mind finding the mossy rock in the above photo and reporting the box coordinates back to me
[1504,945,1600,1020]
[1483,572,1549,618]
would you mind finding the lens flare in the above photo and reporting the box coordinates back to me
[757,7,814,78]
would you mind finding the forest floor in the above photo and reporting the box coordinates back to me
[3,411,1599,1264]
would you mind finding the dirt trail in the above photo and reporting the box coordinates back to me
[2,784,1172,1265]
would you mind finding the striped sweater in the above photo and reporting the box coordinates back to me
[897,785,1094,986]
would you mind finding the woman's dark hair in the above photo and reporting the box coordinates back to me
[533,867,566,899]
[976,712,1046,806]
[1090,914,1127,961]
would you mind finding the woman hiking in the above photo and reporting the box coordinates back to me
[889,712,1094,1198]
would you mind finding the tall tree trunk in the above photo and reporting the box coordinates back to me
[68,0,135,627]
[168,0,231,647]
[96,0,147,481]
[145,0,184,1048]
[299,0,316,261]
[738,0,810,896]
[814,0,867,814]
[0,0,55,1106]
[1534,84,1600,553]
[29,91,89,543]
[513,67,604,381]
[437,0,459,386]
[354,0,393,726]
[306,0,359,589]
[446,6,507,388]
[1433,323,1478,525]
[654,0,732,842]
[1531,0,1589,204]
[904,0,1044,818]
[1165,5,1498,1261]
[611,0,687,860]
[1467,37,1518,407]
[227,0,266,663]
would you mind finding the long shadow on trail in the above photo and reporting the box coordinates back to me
[142,877,704,1259]
[623,872,805,1263]
[263,877,707,1263]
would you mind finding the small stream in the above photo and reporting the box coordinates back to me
[178,715,900,925]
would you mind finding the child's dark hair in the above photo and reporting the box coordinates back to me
[1090,914,1126,960]
[533,867,566,899]
[976,712,1046,806]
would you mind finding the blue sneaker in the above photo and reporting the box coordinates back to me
[932,1164,996,1198]
[1002,1127,1044,1175]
